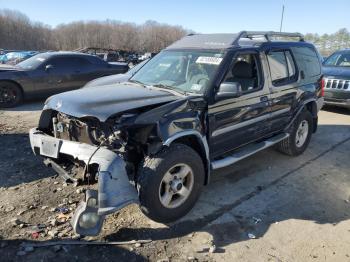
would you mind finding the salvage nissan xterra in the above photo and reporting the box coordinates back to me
[29,31,324,236]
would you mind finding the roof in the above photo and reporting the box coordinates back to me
[332,49,350,54]
[44,51,95,57]
[166,31,305,50]
[167,34,239,50]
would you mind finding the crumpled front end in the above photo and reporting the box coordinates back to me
[29,128,139,236]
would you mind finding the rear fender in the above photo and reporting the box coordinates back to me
[285,99,318,133]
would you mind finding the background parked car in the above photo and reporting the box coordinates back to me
[323,49,350,109]
[138,52,157,62]
[0,51,129,107]
[126,54,139,67]
[83,58,150,88]
[0,51,39,65]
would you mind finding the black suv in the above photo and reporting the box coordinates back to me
[323,49,350,109]
[29,31,324,236]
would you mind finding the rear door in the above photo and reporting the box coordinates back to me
[208,50,271,159]
[264,48,299,133]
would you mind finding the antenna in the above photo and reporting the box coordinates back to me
[280,5,285,32]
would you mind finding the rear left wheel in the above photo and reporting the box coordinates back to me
[276,109,313,156]
[0,82,23,108]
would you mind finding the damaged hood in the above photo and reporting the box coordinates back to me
[44,82,181,121]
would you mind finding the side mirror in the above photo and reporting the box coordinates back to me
[216,82,242,100]
[45,64,54,72]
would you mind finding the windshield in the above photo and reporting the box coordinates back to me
[130,50,225,94]
[17,53,48,69]
[324,52,350,67]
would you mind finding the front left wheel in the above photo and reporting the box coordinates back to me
[137,143,205,223]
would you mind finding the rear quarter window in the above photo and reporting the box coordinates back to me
[291,46,321,77]
[89,56,107,66]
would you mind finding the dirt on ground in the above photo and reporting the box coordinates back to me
[0,101,350,262]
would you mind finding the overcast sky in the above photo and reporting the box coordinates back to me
[0,0,348,34]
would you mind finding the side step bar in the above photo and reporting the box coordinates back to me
[211,133,289,170]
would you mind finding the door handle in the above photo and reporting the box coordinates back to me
[260,96,268,102]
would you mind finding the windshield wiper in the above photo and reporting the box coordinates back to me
[128,79,146,87]
[152,84,186,96]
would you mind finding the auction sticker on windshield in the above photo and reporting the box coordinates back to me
[196,56,223,65]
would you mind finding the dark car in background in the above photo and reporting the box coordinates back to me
[323,49,350,109]
[83,58,149,88]
[0,52,129,107]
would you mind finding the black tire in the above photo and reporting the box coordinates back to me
[276,109,313,156]
[0,81,23,108]
[137,143,205,223]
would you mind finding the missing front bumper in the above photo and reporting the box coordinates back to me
[29,128,139,236]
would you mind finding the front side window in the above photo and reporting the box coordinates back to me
[222,53,262,93]
[324,52,350,67]
[131,50,225,94]
[267,50,297,85]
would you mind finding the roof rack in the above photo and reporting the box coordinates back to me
[232,31,304,45]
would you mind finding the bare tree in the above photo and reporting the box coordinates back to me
[2,8,349,56]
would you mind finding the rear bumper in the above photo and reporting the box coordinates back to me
[29,128,139,236]
[316,97,324,112]
[324,98,350,109]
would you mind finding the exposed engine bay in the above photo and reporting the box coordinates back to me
[41,109,162,186]
[54,112,127,147]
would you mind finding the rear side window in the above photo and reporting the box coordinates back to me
[296,47,321,76]
[267,50,297,86]
[49,57,91,70]
[89,56,107,65]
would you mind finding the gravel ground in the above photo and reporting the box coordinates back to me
[0,102,349,262]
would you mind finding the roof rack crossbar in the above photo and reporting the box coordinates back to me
[232,31,304,45]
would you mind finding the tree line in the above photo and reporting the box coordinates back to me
[304,28,350,56]
[0,9,349,55]
[0,9,188,53]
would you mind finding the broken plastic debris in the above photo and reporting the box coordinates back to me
[248,233,256,239]
[56,207,69,214]
[57,213,70,222]
[31,232,39,239]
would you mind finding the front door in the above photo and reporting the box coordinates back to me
[208,51,271,159]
